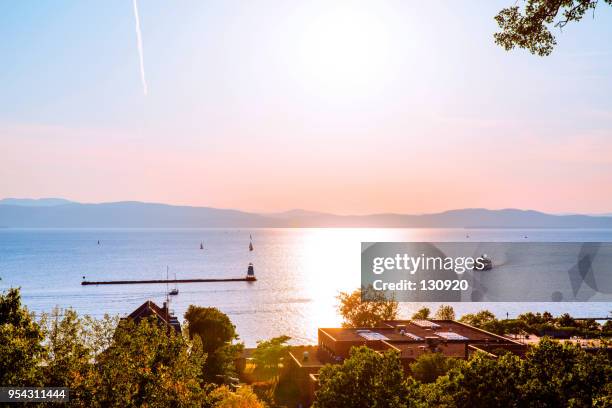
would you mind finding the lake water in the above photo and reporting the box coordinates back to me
[1,228,611,347]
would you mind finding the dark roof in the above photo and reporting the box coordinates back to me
[319,320,521,345]
[123,300,181,333]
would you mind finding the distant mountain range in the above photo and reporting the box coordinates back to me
[0,197,74,207]
[1,198,611,228]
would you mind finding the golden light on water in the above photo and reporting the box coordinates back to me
[295,228,423,335]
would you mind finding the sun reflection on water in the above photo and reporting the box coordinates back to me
[294,228,422,338]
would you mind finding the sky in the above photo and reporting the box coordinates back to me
[0,1,611,215]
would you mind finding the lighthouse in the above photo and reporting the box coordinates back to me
[246,263,256,281]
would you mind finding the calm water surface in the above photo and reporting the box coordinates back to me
[1,228,611,346]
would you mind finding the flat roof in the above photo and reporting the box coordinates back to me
[288,345,325,368]
[319,320,520,345]
[383,320,518,343]
[320,327,422,343]
[385,341,467,359]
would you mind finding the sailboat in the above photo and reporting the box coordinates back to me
[166,267,178,296]
[249,234,253,251]
[169,273,179,296]
[200,242,204,250]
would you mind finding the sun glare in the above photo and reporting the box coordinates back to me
[297,6,395,95]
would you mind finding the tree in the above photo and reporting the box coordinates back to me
[411,307,430,320]
[556,312,576,328]
[209,385,266,408]
[38,308,119,403]
[337,288,398,328]
[420,338,612,407]
[434,305,455,320]
[518,338,611,406]
[409,352,462,384]
[494,0,612,56]
[184,306,243,382]
[40,308,95,396]
[460,310,497,327]
[91,318,207,408]
[437,352,524,408]
[314,346,408,408]
[459,310,506,334]
[252,335,291,379]
[0,287,45,386]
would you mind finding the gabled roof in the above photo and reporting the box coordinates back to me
[123,300,181,333]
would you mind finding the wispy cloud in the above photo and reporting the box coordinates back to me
[132,0,148,95]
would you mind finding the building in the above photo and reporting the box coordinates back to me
[121,300,181,333]
[287,319,527,405]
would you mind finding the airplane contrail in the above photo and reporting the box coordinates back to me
[132,0,148,95]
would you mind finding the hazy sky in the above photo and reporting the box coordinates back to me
[1,1,611,214]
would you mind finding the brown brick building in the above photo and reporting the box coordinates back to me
[287,319,526,405]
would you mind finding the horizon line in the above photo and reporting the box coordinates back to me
[1,197,611,218]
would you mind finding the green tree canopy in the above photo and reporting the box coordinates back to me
[252,335,291,378]
[519,337,611,406]
[434,305,455,320]
[92,317,207,407]
[184,306,243,383]
[458,309,507,334]
[411,307,430,320]
[208,385,265,408]
[409,352,462,384]
[437,352,524,408]
[420,338,611,407]
[0,287,45,386]
[495,0,612,56]
[184,306,238,352]
[337,288,398,328]
[1,288,210,407]
[314,346,408,408]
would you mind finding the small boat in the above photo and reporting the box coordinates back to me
[474,254,493,271]
[246,263,256,281]
[169,273,179,295]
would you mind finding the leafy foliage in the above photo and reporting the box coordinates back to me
[208,385,266,408]
[337,288,398,328]
[409,353,462,384]
[494,0,612,56]
[411,307,430,320]
[460,309,611,338]
[459,310,504,334]
[38,308,117,401]
[90,318,207,407]
[312,333,611,407]
[1,288,266,407]
[0,288,45,386]
[434,305,455,320]
[184,305,244,383]
[314,346,409,408]
[252,335,291,378]
[413,338,612,408]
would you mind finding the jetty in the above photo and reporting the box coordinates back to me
[82,277,256,285]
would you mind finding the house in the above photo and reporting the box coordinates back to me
[286,319,527,405]
[121,300,181,333]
